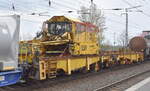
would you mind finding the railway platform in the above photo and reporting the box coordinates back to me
[126,77,150,91]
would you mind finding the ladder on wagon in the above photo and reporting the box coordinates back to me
[47,60,57,78]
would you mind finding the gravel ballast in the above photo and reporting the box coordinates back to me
[36,61,150,91]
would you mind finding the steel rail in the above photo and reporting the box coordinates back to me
[94,69,150,91]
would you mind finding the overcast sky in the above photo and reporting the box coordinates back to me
[0,0,150,45]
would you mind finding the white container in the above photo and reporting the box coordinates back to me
[0,15,20,71]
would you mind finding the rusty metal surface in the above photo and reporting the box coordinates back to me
[129,37,147,52]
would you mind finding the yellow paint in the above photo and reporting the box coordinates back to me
[47,16,100,56]
[67,58,71,75]
[86,57,90,70]
[3,67,15,70]
[101,51,144,66]
[39,61,46,80]
[19,41,34,64]
[18,16,145,80]
[52,56,99,76]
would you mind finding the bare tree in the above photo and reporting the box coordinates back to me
[118,30,126,47]
[79,4,106,45]
[101,40,112,51]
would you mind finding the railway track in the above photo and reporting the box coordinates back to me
[94,67,150,91]
[0,61,149,91]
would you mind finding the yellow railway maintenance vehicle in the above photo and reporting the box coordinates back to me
[19,16,100,80]
[19,16,144,80]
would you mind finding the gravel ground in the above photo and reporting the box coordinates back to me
[1,61,150,91]
[35,61,150,91]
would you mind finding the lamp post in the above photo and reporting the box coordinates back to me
[121,5,142,47]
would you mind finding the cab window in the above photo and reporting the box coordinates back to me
[48,22,72,35]
[76,23,85,33]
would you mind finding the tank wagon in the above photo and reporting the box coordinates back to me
[19,16,144,81]
[129,31,150,60]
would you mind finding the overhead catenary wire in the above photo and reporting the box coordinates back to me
[0,0,143,30]
[105,12,145,29]
[0,1,11,10]
[14,0,51,12]
[120,0,150,41]
[22,18,44,23]
[0,0,33,12]
[121,0,150,18]
[0,1,63,15]
[48,0,51,7]
[0,0,78,15]
[11,3,15,10]
[51,1,79,11]
[107,18,142,30]
[44,0,80,11]
[0,0,90,16]
[136,0,145,4]
[137,0,148,4]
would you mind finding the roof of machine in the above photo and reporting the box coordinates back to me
[48,16,83,23]
[48,16,98,29]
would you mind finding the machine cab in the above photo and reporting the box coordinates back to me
[47,22,72,35]
[42,16,78,41]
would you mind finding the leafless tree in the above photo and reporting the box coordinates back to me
[118,30,126,48]
[79,4,106,45]
[101,40,112,51]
